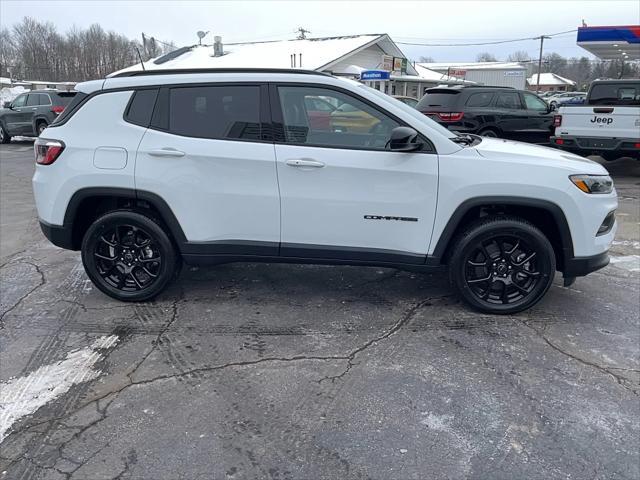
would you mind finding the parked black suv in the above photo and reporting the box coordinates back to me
[0,90,77,143]
[416,86,554,144]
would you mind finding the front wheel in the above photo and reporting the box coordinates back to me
[0,125,10,144]
[448,216,556,314]
[81,211,179,302]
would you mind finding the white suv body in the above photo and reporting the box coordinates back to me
[33,70,617,313]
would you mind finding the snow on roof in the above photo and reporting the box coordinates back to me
[527,73,576,86]
[113,35,389,76]
[418,61,527,71]
[413,64,474,83]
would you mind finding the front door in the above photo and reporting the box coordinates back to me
[493,91,528,140]
[272,84,439,263]
[135,84,280,255]
[4,93,31,135]
[521,92,554,144]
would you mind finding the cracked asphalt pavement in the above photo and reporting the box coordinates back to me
[1,140,639,479]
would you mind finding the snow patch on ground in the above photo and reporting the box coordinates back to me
[0,335,119,442]
[609,255,640,272]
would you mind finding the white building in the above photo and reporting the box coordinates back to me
[113,34,470,99]
[415,62,528,89]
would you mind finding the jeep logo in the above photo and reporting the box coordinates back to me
[590,116,613,125]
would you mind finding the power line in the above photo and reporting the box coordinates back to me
[396,29,578,47]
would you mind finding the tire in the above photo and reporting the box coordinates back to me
[448,216,556,314]
[477,128,499,138]
[0,124,10,144]
[36,121,48,136]
[81,210,179,302]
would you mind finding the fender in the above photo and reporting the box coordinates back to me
[429,196,574,264]
[63,187,188,250]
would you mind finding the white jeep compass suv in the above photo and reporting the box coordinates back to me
[33,69,618,314]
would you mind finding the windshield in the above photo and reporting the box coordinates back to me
[359,83,458,139]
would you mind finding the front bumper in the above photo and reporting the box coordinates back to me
[551,135,640,157]
[563,251,610,277]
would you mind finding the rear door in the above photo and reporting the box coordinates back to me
[135,84,280,254]
[493,91,528,139]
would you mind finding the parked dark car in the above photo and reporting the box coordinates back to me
[416,86,554,144]
[0,90,77,143]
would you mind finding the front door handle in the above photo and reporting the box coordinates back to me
[148,148,185,158]
[285,158,325,168]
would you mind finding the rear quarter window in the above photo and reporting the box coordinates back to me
[124,89,159,127]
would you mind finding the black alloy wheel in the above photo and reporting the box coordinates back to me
[81,211,179,301]
[449,216,556,314]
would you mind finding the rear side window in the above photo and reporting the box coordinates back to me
[27,94,40,106]
[465,92,494,107]
[588,82,640,106]
[495,92,522,109]
[168,85,261,140]
[125,89,158,127]
[416,90,460,109]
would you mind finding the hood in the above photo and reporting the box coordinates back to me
[473,137,608,175]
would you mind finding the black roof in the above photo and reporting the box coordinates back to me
[111,68,332,78]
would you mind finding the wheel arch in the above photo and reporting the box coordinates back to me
[431,196,574,271]
[64,188,187,251]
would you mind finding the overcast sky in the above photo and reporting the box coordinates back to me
[2,0,638,61]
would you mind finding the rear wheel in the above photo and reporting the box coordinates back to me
[449,216,556,314]
[0,125,10,144]
[477,128,499,138]
[36,121,48,136]
[81,211,179,302]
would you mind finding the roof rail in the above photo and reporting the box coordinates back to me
[111,68,332,78]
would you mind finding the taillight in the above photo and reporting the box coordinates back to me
[51,106,65,115]
[634,143,640,149]
[553,115,562,127]
[423,112,464,122]
[554,138,564,145]
[34,138,65,165]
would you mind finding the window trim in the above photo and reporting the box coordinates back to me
[148,82,270,143]
[269,82,437,154]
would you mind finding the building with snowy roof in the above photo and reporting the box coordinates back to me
[112,34,471,99]
[526,73,576,92]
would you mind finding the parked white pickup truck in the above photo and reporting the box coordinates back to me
[551,79,640,161]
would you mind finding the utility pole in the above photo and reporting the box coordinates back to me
[535,35,551,94]
[296,27,310,40]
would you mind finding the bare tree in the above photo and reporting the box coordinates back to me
[476,52,498,62]
[506,50,530,62]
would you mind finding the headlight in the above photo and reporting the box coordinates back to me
[569,175,613,194]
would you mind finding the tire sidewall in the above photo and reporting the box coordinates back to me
[81,211,177,302]
[451,220,556,314]
[0,124,9,143]
[478,129,498,138]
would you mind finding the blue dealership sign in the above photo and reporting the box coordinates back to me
[360,70,391,80]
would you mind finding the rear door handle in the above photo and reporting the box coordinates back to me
[285,158,325,168]
[148,148,185,158]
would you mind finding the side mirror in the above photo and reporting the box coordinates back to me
[2,101,11,109]
[389,126,422,152]
[548,103,556,113]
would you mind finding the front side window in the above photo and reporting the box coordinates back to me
[12,94,27,108]
[523,93,548,111]
[495,92,522,110]
[168,85,261,140]
[27,94,40,106]
[278,86,400,150]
